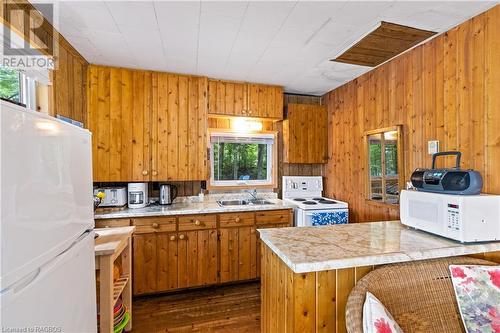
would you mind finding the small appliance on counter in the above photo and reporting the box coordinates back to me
[400,190,500,242]
[410,151,483,195]
[283,176,349,227]
[159,184,178,205]
[127,182,148,209]
[93,187,127,207]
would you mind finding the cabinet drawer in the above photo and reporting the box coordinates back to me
[132,217,177,234]
[255,209,292,226]
[95,218,130,228]
[178,214,216,231]
[219,212,255,228]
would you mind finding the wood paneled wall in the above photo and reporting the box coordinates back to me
[322,5,500,223]
[2,0,88,124]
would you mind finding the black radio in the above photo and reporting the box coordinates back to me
[410,151,483,195]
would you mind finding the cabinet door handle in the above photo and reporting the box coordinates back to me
[142,170,149,176]
[152,223,159,229]
[235,217,241,223]
[152,170,158,176]
[170,235,176,241]
[179,234,185,240]
[194,220,201,226]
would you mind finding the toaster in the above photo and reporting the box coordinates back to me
[93,187,127,207]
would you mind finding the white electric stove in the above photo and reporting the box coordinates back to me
[283,176,349,227]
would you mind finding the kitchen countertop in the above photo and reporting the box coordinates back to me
[94,226,135,256]
[94,195,294,219]
[258,221,500,273]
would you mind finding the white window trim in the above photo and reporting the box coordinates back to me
[209,131,275,188]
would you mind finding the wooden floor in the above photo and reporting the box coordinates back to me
[130,282,261,333]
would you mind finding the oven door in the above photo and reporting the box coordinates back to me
[301,209,349,227]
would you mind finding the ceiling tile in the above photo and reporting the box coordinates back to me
[59,1,119,33]
[200,1,249,18]
[105,1,157,30]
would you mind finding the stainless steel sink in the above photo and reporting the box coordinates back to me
[217,199,249,206]
[246,199,274,205]
[217,199,275,206]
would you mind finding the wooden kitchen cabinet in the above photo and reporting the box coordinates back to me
[87,65,208,182]
[131,209,292,295]
[208,79,283,119]
[219,225,257,283]
[132,215,217,295]
[208,80,248,117]
[156,231,179,291]
[283,103,328,163]
[152,73,208,181]
[177,229,218,288]
[87,66,152,182]
[247,83,283,119]
[132,233,158,295]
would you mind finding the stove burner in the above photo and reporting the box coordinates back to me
[303,201,318,205]
[318,199,338,204]
[312,197,324,201]
[293,198,306,202]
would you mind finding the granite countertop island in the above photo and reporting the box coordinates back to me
[95,193,294,219]
[258,220,500,273]
[259,221,500,333]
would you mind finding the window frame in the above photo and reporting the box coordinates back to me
[208,129,278,190]
[365,125,404,206]
[0,67,37,110]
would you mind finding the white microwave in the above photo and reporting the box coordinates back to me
[400,190,500,243]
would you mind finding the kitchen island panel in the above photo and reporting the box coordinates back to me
[261,244,375,333]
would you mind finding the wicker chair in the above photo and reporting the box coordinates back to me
[345,256,498,333]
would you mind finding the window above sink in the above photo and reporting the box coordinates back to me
[209,130,278,189]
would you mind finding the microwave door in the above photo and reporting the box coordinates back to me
[408,199,445,234]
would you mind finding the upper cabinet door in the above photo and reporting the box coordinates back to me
[283,104,328,164]
[208,80,283,119]
[152,73,208,181]
[247,84,283,119]
[87,66,152,182]
[208,80,248,117]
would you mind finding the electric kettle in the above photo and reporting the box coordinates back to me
[159,184,178,205]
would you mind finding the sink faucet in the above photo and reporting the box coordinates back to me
[247,189,258,200]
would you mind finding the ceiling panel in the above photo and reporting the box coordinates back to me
[105,1,157,30]
[56,0,498,95]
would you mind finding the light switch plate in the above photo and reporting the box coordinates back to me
[428,140,439,155]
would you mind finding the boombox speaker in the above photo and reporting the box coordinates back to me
[410,151,483,195]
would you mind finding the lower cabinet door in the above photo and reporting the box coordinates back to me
[157,232,179,292]
[133,233,158,295]
[177,230,218,288]
[219,226,257,283]
[256,223,289,277]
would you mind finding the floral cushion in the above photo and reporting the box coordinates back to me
[450,265,500,333]
[363,291,404,333]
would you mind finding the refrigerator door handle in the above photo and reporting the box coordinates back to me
[0,268,41,296]
[58,230,92,257]
[0,230,92,297]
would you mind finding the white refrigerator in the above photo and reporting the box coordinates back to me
[1,101,97,332]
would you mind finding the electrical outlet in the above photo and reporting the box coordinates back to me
[428,140,439,155]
